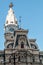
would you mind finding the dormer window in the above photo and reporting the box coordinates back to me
[31,44,37,49]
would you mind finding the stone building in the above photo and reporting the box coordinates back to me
[0,3,43,65]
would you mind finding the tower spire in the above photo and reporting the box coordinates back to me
[5,3,18,27]
[9,2,13,8]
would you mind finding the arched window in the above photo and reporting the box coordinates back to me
[21,42,24,48]
[7,43,14,48]
[31,44,37,49]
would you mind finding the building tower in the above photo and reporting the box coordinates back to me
[4,3,18,49]
[0,3,43,65]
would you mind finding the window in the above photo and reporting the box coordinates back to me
[15,21,17,24]
[11,36,13,38]
[18,56,20,61]
[32,56,35,62]
[9,28,14,32]
[31,44,35,49]
[31,44,37,49]
[11,21,13,23]
[21,42,24,48]
[40,56,42,63]
[9,56,11,63]
[6,21,8,24]
[7,43,14,48]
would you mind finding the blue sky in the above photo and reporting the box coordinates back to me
[0,0,43,51]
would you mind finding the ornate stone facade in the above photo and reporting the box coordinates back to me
[0,3,43,65]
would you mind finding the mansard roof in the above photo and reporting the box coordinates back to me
[29,39,36,42]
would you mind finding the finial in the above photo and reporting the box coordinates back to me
[9,2,13,8]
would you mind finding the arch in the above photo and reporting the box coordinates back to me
[7,43,14,48]
[31,44,38,49]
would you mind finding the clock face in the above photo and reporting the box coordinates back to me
[9,28,14,32]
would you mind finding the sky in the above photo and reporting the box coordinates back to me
[0,0,43,51]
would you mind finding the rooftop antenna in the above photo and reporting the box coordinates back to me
[9,2,13,8]
[19,16,22,29]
